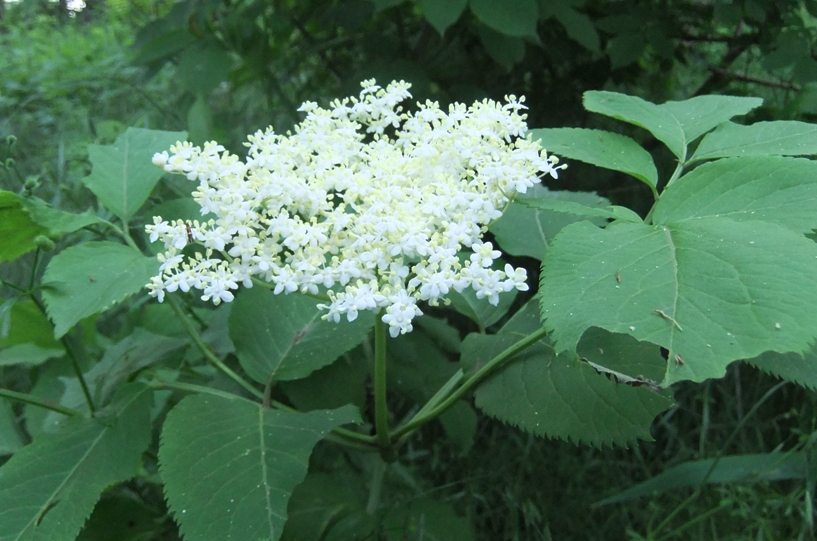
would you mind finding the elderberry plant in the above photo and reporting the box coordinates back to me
[2,85,817,541]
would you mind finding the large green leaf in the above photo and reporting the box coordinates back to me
[531,128,658,189]
[596,452,806,506]
[281,472,364,541]
[576,326,667,384]
[490,187,613,260]
[81,128,186,221]
[421,0,467,35]
[40,242,158,338]
[461,302,673,446]
[159,395,359,541]
[691,121,817,161]
[469,0,538,37]
[0,383,152,541]
[654,157,817,234]
[0,191,47,263]
[539,219,817,385]
[0,343,63,367]
[448,287,516,331]
[229,288,374,384]
[0,300,62,350]
[582,92,762,159]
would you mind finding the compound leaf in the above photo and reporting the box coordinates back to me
[159,395,359,541]
[229,288,374,384]
[539,219,817,385]
[0,383,152,541]
[41,242,158,338]
[583,92,762,159]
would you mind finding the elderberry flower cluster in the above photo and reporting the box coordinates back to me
[146,80,564,337]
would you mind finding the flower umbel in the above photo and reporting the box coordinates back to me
[146,80,564,337]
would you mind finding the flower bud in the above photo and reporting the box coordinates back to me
[33,235,56,252]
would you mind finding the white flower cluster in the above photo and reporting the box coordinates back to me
[146,80,564,337]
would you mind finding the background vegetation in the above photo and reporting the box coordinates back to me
[3,0,817,539]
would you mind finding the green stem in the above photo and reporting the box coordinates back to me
[391,326,549,441]
[29,294,96,414]
[167,295,264,400]
[0,388,83,417]
[395,369,463,445]
[100,219,140,251]
[373,317,396,461]
[365,457,387,514]
[149,377,377,451]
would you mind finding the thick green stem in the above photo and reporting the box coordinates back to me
[391,326,549,441]
[366,457,387,514]
[373,317,396,461]
[0,388,83,417]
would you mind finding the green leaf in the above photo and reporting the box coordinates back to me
[41,242,158,338]
[0,343,64,367]
[477,26,526,69]
[421,0,467,35]
[19,197,102,237]
[490,187,616,260]
[518,197,641,223]
[653,156,817,235]
[76,495,160,541]
[539,219,817,385]
[159,395,359,541]
[745,345,817,390]
[461,303,673,446]
[383,498,474,541]
[281,472,364,541]
[0,400,25,456]
[691,121,817,161]
[439,401,478,456]
[0,300,62,350]
[0,383,152,541]
[596,452,806,506]
[469,0,539,37]
[530,128,658,190]
[576,327,667,384]
[583,92,763,159]
[0,191,47,263]
[229,288,374,384]
[81,128,186,221]
[176,43,232,95]
[279,353,368,412]
[552,4,600,52]
[607,33,645,68]
[448,286,516,330]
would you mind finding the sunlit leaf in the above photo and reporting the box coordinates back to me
[692,120,817,161]
[0,191,46,263]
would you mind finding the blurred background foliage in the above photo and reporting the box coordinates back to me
[3,0,817,539]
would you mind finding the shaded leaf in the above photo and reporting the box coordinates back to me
[0,343,64,367]
[421,0,467,35]
[0,383,152,541]
[552,4,599,52]
[540,219,817,385]
[448,287,516,330]
[531,128,658,189]
[596,452,806,506]
[583,92,762,159]
[159,395,359,541]
[81,128,186,221]
[490,187,616,260]
[0,400,25,456]
[469,0,538,37]
[692,121,817,161]
[383,498,473,541]
[41,242,158,338]
[654,156,817,234]
[745,345,817,390]
[229,288,374,384]
[461,310,673,446]
[281,472,364,541]
[576,327,666,383]
[279,353,368,412]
